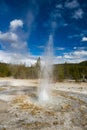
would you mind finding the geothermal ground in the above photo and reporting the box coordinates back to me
[0,78,87,130]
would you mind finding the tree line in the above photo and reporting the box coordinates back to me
[54,61,87,82]
[0,59,87,82]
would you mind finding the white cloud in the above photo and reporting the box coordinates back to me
[54,56,64,64]
[0,50,11,63]
[82,37,87,42]
[0,19,28,53]
[64,54,73,59]
[54,49,87,64]
[68,34,83,39]
[72,9,84,19]
[37,46,45,49]
[0,31,27,52]
[63,50,87,63]
[0,19,39,66]
[73,47,77,49]
[65,0,79,9]
[0,50,37,66]
[0,32,18,42]
[10,19,23,31]
[56,47,65,51]
[11,41,27,49]
[73,47,87,50]
[74,50,87,56]
[0,49,87,66]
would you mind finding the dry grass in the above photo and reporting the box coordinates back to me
[11,95,43,115]
[12,95,28,104]
[44,110,56,116]
[61,104,71,111]
[19,102,43,115]
[53,120,64,125]
[22,121,50,129]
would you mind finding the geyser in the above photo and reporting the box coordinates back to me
[38,34,54,103]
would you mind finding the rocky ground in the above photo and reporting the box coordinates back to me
[0,78,87,130]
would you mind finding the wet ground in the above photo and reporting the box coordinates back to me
[0,79,87,130]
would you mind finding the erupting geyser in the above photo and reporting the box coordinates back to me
[38,34,54,103]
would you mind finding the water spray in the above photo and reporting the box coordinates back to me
[38,34,54,103]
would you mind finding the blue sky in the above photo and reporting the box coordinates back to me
[0,0,87,65]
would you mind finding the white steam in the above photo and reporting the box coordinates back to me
[39,34,54,103]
